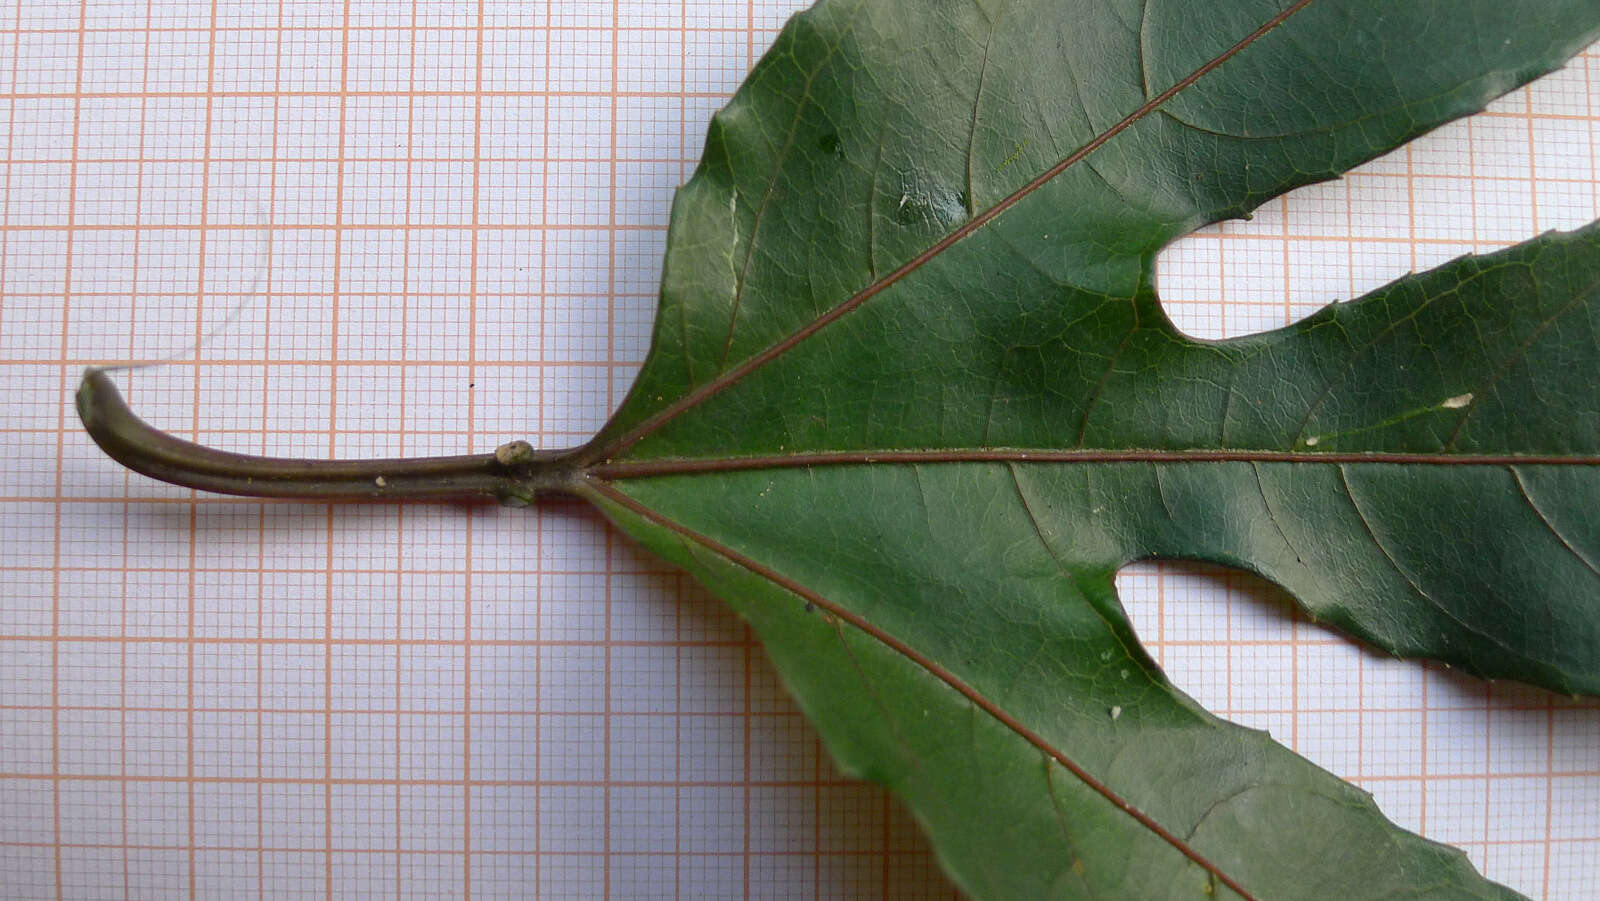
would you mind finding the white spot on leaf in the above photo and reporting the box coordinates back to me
[1441,393,1474,410]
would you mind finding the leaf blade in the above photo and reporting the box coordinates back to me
[588,467,1522,899]
[574,0,1600,895]
[591,0,1600,459]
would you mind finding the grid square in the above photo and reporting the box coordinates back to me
[1488,706,1554,775]
[196,782,262,848]
[1487,776,1550,843]
[617,28,682,94]
[330,712,399,780]
[1427,706,1492,776]
[278,29,343,93]
[261,713,325,780]
[58,847,127,899]
[610,786,676,852]
[538,785,606,853]
[539,712,605,783]
[193,711,260,778]
[262,782,329,850]
[57,708,123,776]
[469,713,539,781]
[471,785,540,852]
[482,26,548,93]
[683,29,748,94]
[330,782,394,849]
[192,851,259,901]
[330,852,399,897]
[125,778,190,847]
[213,27,279,93]
[611,713,678,782]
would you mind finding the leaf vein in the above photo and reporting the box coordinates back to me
[1444,277,1597,450]
[587,478,1260,901]
[964,23,997,219]
[1335,464,1517,656]
[592,0,1319,462]
[1510,465,1600,581]
[592,448,1600,480]
[719,26,852,370]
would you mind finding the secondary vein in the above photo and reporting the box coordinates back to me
[589,0,1319,463]
[585,477,1261,901]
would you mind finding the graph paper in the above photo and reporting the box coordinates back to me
[0,1,1596,898]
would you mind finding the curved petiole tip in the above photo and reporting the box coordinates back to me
[75,368,581,503]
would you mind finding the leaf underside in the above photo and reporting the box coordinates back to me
[569,1,1600,897]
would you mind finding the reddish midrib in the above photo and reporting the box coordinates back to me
[590,447,1600,479]
[590,0,1319,463]
[586,478,1262,901]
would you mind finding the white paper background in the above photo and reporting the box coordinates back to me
[0,2,1596,897]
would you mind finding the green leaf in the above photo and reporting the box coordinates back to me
[71,0,1600,897]
[569,1,1600,897]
